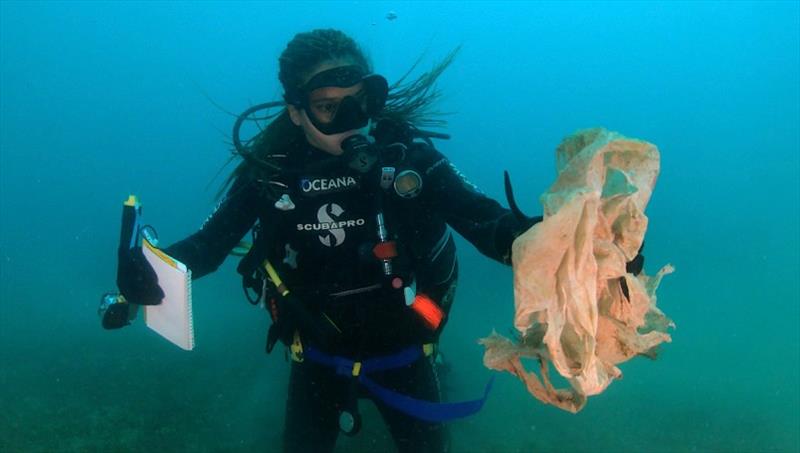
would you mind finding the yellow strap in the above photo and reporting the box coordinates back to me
[142,239,180,269]
[264,261,290,296]
[352,362,362,376]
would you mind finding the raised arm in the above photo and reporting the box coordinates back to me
[163,177,261,278]
[423,147,541,265]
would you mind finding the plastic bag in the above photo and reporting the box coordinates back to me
[481,128,674,413]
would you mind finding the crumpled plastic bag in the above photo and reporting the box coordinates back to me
[481,128,674,413]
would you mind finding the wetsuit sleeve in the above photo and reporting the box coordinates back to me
[423,147,542,265]
[162,177,260,279]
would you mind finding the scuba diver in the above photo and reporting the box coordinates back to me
[115,29,544,453]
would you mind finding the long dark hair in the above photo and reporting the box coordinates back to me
[220,29,458,197]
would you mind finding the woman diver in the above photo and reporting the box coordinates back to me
[116,29,540,453]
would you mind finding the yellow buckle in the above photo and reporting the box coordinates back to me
[352,362,362,376]
[290,331,304,363]
[423,343,435,357]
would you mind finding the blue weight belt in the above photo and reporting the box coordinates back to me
[304,345,494,423]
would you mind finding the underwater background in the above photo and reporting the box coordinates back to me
[1,1,798,452]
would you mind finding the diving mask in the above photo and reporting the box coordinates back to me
[286,65,389,135]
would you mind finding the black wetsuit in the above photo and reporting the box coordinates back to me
[164,130,533,453]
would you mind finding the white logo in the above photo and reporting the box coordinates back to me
[295,203,366,247]
[301,176,358,194]
[274,194,295,211]
[317,203,345,247]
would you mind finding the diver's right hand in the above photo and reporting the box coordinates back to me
[116,247,164,305]
[266,294,339,352]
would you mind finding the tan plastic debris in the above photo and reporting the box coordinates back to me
[481,128,674,413]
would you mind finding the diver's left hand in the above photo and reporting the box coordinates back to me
[116,247,165,305]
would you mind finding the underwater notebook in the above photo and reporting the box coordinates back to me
[141,239,195,351]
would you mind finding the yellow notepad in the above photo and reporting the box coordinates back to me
[141,239,194,351]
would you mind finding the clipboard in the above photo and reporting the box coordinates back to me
[141,239,195,351]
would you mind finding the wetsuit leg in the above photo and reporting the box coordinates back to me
[283,360,347,453]
[371,355,450,453]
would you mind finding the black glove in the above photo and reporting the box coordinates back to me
[626,241,645,276]
[500,171,544,263]
[116,247,164,305]
[503,170,544,229]
[620,242,645,301]
[266,293,340,353]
